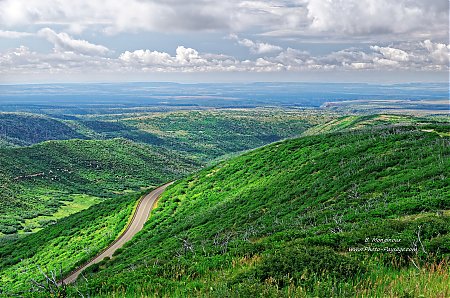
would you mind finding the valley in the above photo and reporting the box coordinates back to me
[0,111,448,297]
[0,108,325,236]
[1,0,448,295]
[0,82,448,298]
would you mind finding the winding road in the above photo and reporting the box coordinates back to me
[62,182,174,284]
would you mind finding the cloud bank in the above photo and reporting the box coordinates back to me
[1,39,448,76]
[0,0,447,81]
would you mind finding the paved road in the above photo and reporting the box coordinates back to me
[62,182,174,284]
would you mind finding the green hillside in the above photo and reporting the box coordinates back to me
[1,109,324,158]
[1,118,448,297]
[0,139,199,235]
[86,109,325,161]
[57,122,447,297]
[0,113,85,146]
[0,109,326,237]
[303,114,426,135]
[0,193,137,295]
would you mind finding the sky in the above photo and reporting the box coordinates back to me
[0,0,448,83]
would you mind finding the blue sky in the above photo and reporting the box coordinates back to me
[0,0,448,83]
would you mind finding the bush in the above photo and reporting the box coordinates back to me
[252,244,365,288]
[0,225,17,234]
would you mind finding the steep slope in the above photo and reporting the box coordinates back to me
[74,123,449,297]
[0,138,200,235]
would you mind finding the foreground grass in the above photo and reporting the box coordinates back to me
[87,261,449,298]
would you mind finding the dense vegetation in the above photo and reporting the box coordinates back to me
[57,121,448,297]
[1,112,448,297]
[0,113,84,146]
[302,114,447,136]
[0,138,199,235]
[0,109,324,236]
[121,109,327,160]
[0,193,138,295]
[0,110,326,158]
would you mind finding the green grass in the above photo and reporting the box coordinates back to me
[20,194,102,233]
[1,114,448,297]
[302,114,432,136]
[0,138,199,235]
[0,193,139,295]
[56,121,448,297]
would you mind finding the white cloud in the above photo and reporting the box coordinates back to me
[0,30,32,38]
[119,50,173,66]
[306,0,448,38]
[0,46,109,74]
[422,40,450,65]
[1,40,448,77]
[229,34,282,54]
[37,28,110,56]
[0,0,446,42]
[0,0,234,34]
[371,46,410,62]
[175,46,207,65]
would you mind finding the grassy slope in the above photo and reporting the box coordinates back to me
[0,194,138,295]
[0,138,199,235]
[74,122,449,297]
[1,109,325,157]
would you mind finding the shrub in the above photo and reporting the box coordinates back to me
[253,244,365,288]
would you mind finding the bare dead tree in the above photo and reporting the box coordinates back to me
[30,264,67,297]
[73,272,90,298]
[213,232,234,254]
[348,183,360,200]
[200,240,208,256]
[328,213,345,233]
[175,236,195,257]
[416,225,427,254]
[409,225,428,270]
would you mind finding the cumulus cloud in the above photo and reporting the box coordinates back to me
[175,46,207,65]
[229,34,283,54]
[119,46,242,72]
[37,28,110,56]
[119,50,173,66]
[422,40,450,65]
[371,46,410,62]
[0,46,114,75]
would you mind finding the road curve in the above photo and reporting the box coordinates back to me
[62,182,174,284]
